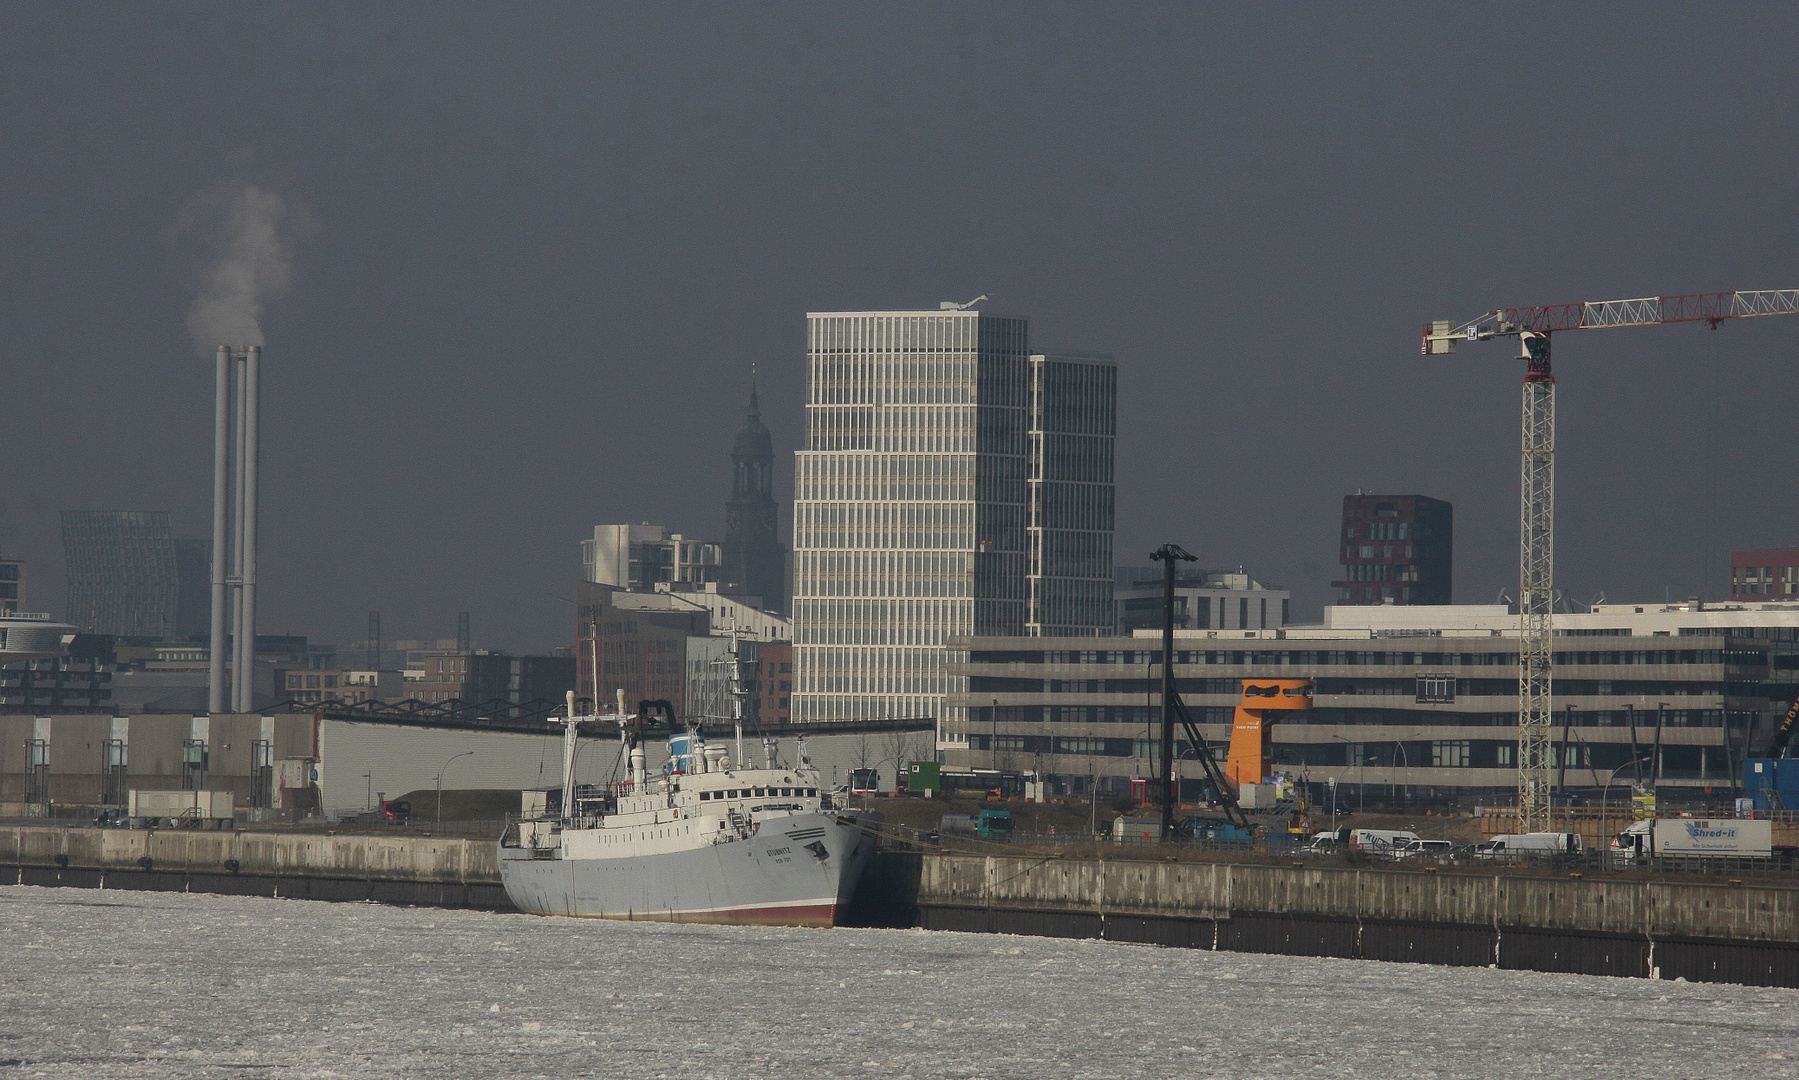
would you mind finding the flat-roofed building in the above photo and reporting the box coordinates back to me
[1116,568,1288,634]
[947,600,1799,805]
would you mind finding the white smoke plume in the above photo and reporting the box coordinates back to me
[187,186,291,351]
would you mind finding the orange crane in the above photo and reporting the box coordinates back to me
[1423,289,1799,831]
[1225,678,1314,790]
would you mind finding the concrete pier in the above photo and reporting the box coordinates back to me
[913,853,1799,986]
[0,825,507,909]
[7,826,1799,987]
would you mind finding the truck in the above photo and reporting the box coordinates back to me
[939,809,1014,842]
[1611,818,1773,864]
[1471,832,1582,861]
[127,789,234,829]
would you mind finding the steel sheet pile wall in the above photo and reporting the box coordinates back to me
[917,854,1799,988]
[0,825,507,909]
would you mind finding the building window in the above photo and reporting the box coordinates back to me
[1495,744,1513,767]
[1432,741,1470,768]
[1415,674,1455,704]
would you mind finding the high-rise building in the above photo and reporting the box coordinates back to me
[723,385,788,614]
[173,538,212,639]
[792,307,1115,724]
[1731,550,1799,601]
[1026,353,1117,636]
[61,511,180,638]
[1332,494,1453,605]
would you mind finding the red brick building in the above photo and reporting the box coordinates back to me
[1332,493,1453,605]
[1731,550,1799,601]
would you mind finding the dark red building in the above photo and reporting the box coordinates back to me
[755,641,792,724]
[1731,550,1799,601]
[1332,494,1453,605]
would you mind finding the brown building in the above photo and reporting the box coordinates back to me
[576,580,710,716]
[1731,550,1799,601]
[1332,493,1452,605]
[754,640,793,723]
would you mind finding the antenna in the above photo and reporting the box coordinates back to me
[939,295,988,311]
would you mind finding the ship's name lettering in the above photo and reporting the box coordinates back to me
[765,846,791,858]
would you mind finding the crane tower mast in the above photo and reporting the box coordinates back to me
[1424,289,1799,832]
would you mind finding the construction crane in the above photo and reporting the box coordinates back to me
[1423,289,1799,832]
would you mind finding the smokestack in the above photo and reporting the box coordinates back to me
[457,611,470,654]
[207,344,262,714]
[207,347,231,714]
[367,611,381,670]
[235,345,260,712]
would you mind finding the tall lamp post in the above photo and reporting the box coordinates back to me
[1332,735,1363,813]
[436,751,474,825]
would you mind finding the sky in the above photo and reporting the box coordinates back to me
[2,4,1797,652]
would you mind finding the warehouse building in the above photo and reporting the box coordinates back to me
[0,708,931,821]
[944,601,1799,806]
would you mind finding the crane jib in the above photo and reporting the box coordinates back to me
[1432,290,1799,346]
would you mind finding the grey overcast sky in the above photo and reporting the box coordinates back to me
[3,4,1798,652]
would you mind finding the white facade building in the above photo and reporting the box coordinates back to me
[583,524,722,591]
[791,309,1116,726]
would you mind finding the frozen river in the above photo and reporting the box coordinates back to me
[3,886,1798,1079]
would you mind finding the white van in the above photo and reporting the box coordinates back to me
[1392,838,1454,860]
[1471,832,1581,861]
[1348,829,1420,855]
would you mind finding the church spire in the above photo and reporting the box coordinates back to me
[748,364,759,418]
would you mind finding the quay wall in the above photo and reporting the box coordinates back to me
[0,825,509,909]
[913,853,1799,988]
[8,826,1799,988]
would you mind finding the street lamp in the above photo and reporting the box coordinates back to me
[436,751,474,825]
[1598,756,1653,848]
[1328,776,1339,834]
[1331,735,1364,813]
[1393,741,1410,803]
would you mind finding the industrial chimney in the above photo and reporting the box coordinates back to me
[207,344,261,714]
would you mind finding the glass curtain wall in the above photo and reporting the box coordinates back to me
[1027,353,1117,636]
[792,311,1029,723]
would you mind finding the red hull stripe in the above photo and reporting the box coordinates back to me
[567,902,841,928]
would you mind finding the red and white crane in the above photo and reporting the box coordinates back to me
[1423,290,1799,831]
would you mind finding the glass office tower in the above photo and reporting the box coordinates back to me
[1026,353,1117,637]
[60,510,180,638]
[792,313,1116,725]
[792,310,1030,723]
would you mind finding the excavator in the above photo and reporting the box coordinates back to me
[1226,677,1315,834]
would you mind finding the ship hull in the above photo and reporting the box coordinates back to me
[499,811,873,928]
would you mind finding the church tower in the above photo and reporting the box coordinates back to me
[723,382,787,614]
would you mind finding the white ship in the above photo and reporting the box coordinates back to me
[500,694,876,927]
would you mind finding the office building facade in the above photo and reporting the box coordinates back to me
[1332,494,1453,605]
[61,511,180,638]
[583,524,722,591]
[1116,569,1290,634]
[792,309,1115,725]
[1026,353,1116,636]
[791,308,1030,724]
[947,601,1795,802]
[1731,550,1799,601]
